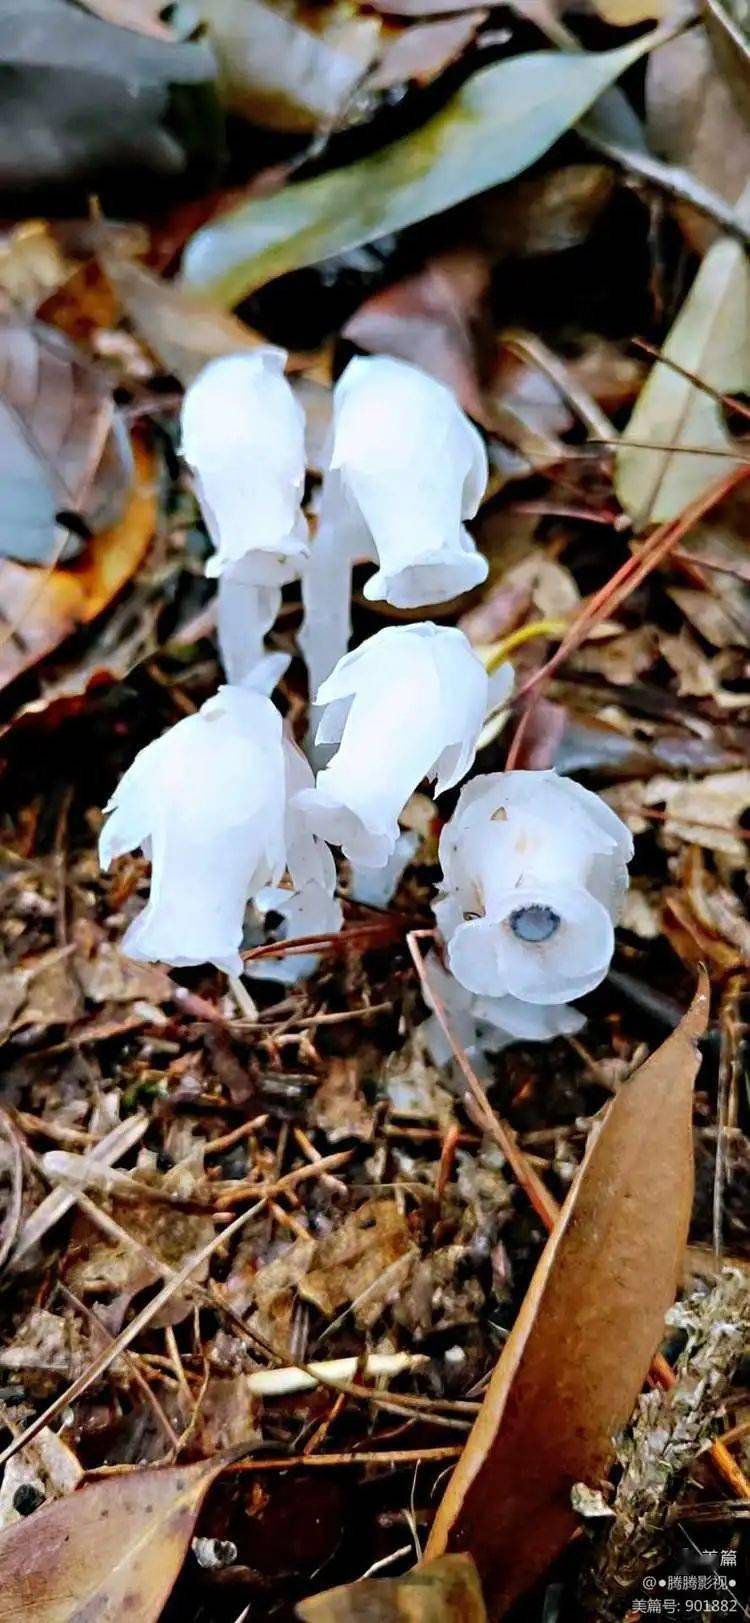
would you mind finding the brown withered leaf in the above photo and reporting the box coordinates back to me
[101,250,269,385]
[369,13,487,91]
[0,435,154,693]
[0,1454,233,1622]
[0,309,132,565]
[297,1553,487,1621]
[311,1058,375,1143]
[424,975,709,1618]
[647,26,750,253]
[344,249,490,423]
[300,1199,415,1326]
[475,163,614,261]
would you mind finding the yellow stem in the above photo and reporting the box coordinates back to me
[483,617,568,674]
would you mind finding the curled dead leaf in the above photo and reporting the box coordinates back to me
[424,975,709,1617]
[0,435,155,693]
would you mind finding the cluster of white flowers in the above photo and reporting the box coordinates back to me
[100,347,632,1053]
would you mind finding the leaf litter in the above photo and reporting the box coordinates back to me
[0,1,749,1619]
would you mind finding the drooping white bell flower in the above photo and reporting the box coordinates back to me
[299,354,489,691]
[180,350,309,584]
[332,355,489,607]
[435,770,633,1005]
[420,956,585,1077]
[99,686,287,976]
[295,623,491,868]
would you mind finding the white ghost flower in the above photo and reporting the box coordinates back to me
[420,957,585,1077]
[299,354,488,691]
[435,770,633,1005]
[331,355,489,607]
[99,686,287,976]
[295,623,490,868]
[180,350,309,583]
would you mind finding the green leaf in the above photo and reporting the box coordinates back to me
[182,37,653,305]
[616,191,750,528]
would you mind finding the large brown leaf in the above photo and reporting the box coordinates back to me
[424,973,708,1618]
[0,1454,229,1622]
[297,1554,487,1621]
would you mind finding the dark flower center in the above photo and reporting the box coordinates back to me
[509,904,561,944]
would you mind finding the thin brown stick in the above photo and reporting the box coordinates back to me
[226,1446,465,1471]
[526,464,750,699]
[0,1112,25,1273]
[407,930,559,1231]
[57,1281,180,1451]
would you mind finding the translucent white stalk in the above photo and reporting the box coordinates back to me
[217,566,288,693]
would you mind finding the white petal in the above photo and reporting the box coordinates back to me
[447,884,615,1004]
[296,623,487,866]
[181,351,309,579]
[245,881,343,986]
[329,355,488,609]
[348,831,419,908]
[473,993,586,1042]
[100,686,287,974]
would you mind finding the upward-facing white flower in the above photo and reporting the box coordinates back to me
[299,355,489,695]
[435,771,633,1005]
[295,623,491,868]
[331,355,489,608]
[99,686,287,976]
[180,350,309,584]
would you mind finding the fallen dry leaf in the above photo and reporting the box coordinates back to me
[424,976,708,1617]
[616,188,750,527]
[101,250,268,385]
[0,308,132,565]
[0,434,155,692]
[311,1058,375,1143]
[299,1198,415,1325]
[77,0,175,38]
[642,769,750,862]
[199,0,378,134]
[668,583,748,649]
[647,26,750,252]
[344,249,491,424]
[368,12,487,91]
[297,1553,487,1621]
[0,1454,231,1622]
